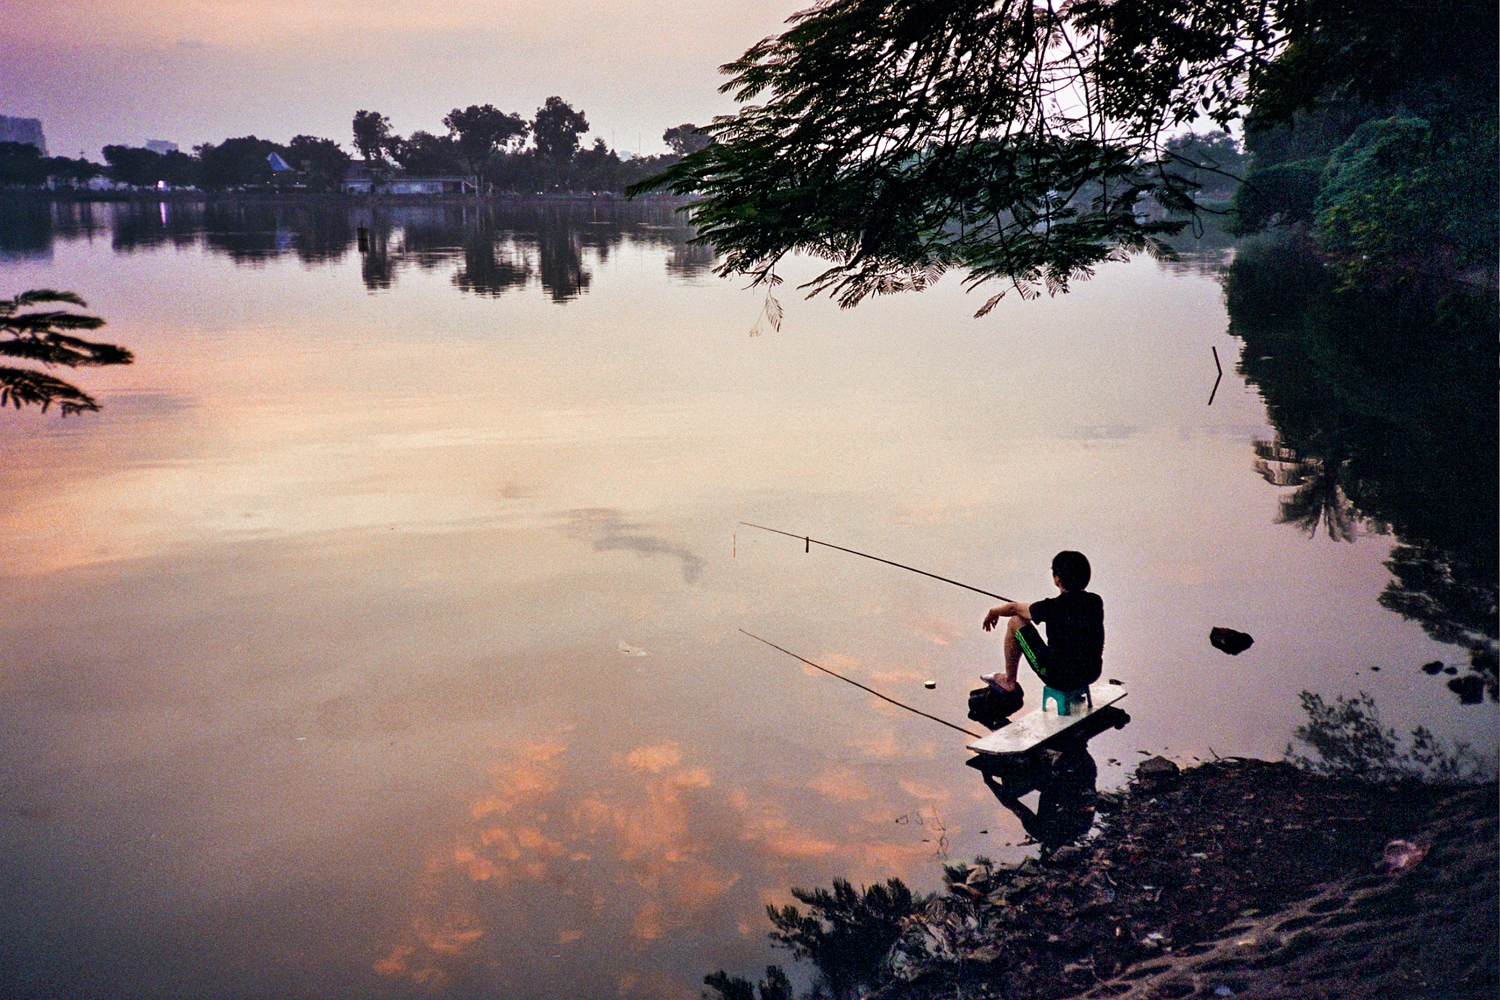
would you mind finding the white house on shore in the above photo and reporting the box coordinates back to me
[343,162,473,196]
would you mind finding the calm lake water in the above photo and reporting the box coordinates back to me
[0,197,1493,999]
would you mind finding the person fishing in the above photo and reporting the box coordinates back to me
[980,550,1104,697]
[738,523,1115,733]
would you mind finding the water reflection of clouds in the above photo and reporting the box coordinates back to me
[1067,423,1143,441]
[844,729,915,762]
[566,508,706,584]
[372,733,766,992]
[370,716,954,995]
[103,388,199,422]
[910,614,961,646]
[806,766,874,803]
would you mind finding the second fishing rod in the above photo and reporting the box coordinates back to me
[737,521,1013,737]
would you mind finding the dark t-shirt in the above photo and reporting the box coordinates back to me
[1028,590,1105,677]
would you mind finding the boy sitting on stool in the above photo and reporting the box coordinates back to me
[981,550,1104,699]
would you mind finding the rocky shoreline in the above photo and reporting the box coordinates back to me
[872,758,1496,1000]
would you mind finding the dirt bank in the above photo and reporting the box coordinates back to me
[876,758,1496,1000]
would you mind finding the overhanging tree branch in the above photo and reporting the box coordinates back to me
[628,0,1319,310]
[1,290,132,416]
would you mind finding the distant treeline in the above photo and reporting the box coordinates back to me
[0,99,711,195]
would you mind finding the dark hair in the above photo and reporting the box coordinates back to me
[1052,550,1091,591]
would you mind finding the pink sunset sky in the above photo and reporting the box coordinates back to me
[1,0,793,159]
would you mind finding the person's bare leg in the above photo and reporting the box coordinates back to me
[982,615,1026,691]
[1000,614,1025,688]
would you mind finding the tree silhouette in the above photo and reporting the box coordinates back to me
[661,123,709,156]
[0,141,48,187]
[195,135,283,191]
[1,290,132,416]
[532,97,589,160]
[702,966,793,1000]
[387,131,464,175]
[352,110,393,163]
[286,135,352,191]
[443,104,528,187]
[103,144,166,187]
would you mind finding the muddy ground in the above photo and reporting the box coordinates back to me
[871,758,1496,1000]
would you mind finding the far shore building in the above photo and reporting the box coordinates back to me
[342,162,379,193]
[145,140,179,155]
[343,161,473,196]
[388,176,471,195]
[0,116,47,156]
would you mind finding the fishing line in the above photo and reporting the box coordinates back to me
[739,522,1014,603]
[739,629,985,739]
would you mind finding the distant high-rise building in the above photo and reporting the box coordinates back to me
[145,140,179,155]
[0,116,47,156]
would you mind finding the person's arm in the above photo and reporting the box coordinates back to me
[981,601,1032,631]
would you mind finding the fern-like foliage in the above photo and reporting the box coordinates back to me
[701,966,793,1000]
[0,290,132,416]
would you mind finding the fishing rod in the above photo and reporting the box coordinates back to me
[739,522,1014,604]
[740,630,985,738]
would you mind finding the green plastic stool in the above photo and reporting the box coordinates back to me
[1042,685,1092,716]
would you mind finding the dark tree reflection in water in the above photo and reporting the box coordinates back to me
[535,223,591,301]
[667,238,718,280]
[1225,236,1498,703]
[453,217,532,296]
[1251,437,1370,543]
[360,223,395,291]
[2,196,704,299]
[109,200,203,254]
[51,201,104,244]
[343,199,696,298]
[0,195,56,261]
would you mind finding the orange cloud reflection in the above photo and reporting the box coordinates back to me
[375,733,747,991]
[806,766,872,803]
[374,725,953,994]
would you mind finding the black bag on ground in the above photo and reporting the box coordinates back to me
[968,683,1024,730]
